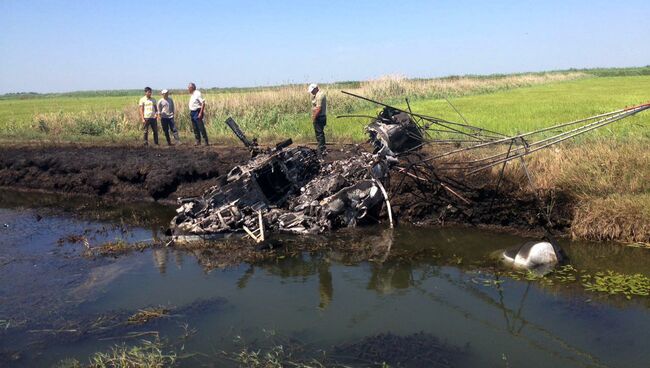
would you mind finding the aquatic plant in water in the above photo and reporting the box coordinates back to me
[582,271,650,299]
[501,265,649,300]
[127,307,170,325]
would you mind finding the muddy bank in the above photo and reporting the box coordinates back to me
[0,143,253,203]
[0,143,573,236]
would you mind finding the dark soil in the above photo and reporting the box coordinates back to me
[0,142,573,235]
[0,143,251,203]
[383,156,574,235]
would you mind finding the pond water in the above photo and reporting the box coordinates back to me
[0,190,648,367]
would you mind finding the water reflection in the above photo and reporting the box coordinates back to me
[318,256,333,309]
[146,226,650,315]
[69,261,138,302]
[496,279,531,335]
[140,227,648,368]
[152,248,168,274]
[2,197,650,368]
[367,262,414,294]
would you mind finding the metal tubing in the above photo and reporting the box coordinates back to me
[434,105,648,169]
[341,90,506,139]
[423,107,630,163]
[488,140,514,212]
[467,106,648,174]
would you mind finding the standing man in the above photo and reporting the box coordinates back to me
[309,83,327,155]
[139,87,159,146]
[157,89,180,145]
[187,82,208,146]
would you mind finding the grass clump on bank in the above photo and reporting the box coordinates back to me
[571,193,650,243]
[55,338,176,368]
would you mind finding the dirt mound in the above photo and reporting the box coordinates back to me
[0,144,250,202]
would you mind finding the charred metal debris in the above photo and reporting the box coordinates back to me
[170,94,650,242]
[171,116,396,242]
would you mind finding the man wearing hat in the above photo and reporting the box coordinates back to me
[309,83,327,154]
[157,89,180,145]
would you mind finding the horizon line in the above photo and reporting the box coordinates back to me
[2,65,649,97]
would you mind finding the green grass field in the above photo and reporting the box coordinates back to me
[0,96,133,125]
[331,76,650,142]
[0,70,648,144]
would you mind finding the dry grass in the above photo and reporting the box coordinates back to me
[88,339,176,368]
[493,139,650,242]
[32,108,138,142]
[522,139,650,195]
[201,72,587,117]
[55,338,177,368]
[571,193,650,243]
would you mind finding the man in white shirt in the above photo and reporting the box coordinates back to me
[187,82,208,146]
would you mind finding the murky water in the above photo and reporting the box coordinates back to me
[0,190,648,367]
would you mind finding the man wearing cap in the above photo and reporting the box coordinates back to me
[138,87,158,146]
[187,82,209,146]
[157,89,180,145]
[309,83,327,154]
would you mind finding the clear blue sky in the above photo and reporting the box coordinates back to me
[1,0,648,93]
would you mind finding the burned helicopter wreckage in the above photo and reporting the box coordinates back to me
[170,94,650,242]
[170,118,397,242]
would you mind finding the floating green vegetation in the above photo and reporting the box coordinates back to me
[582,271,650,300]
[552,264,578,283]
[497,265,580,286]
[495,265,649,300]
[498,270,556,286]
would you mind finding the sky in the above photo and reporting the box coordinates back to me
[0,0,649,94]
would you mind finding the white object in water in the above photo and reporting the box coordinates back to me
[502,241,560,270]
